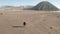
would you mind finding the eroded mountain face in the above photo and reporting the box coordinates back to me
[32,1,59,11]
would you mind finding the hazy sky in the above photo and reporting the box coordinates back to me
[0,0,60,9]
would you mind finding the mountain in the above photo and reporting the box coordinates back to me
[32,1,59,11]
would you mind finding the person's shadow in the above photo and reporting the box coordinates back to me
[12,22,26,28]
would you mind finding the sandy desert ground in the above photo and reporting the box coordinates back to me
[0,9,60,34]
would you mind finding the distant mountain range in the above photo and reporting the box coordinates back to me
[0,5,33,10]
[0,1,59,11]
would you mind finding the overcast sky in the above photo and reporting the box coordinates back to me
[0,0,60,9]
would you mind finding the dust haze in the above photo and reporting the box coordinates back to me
[0,1,60,34]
